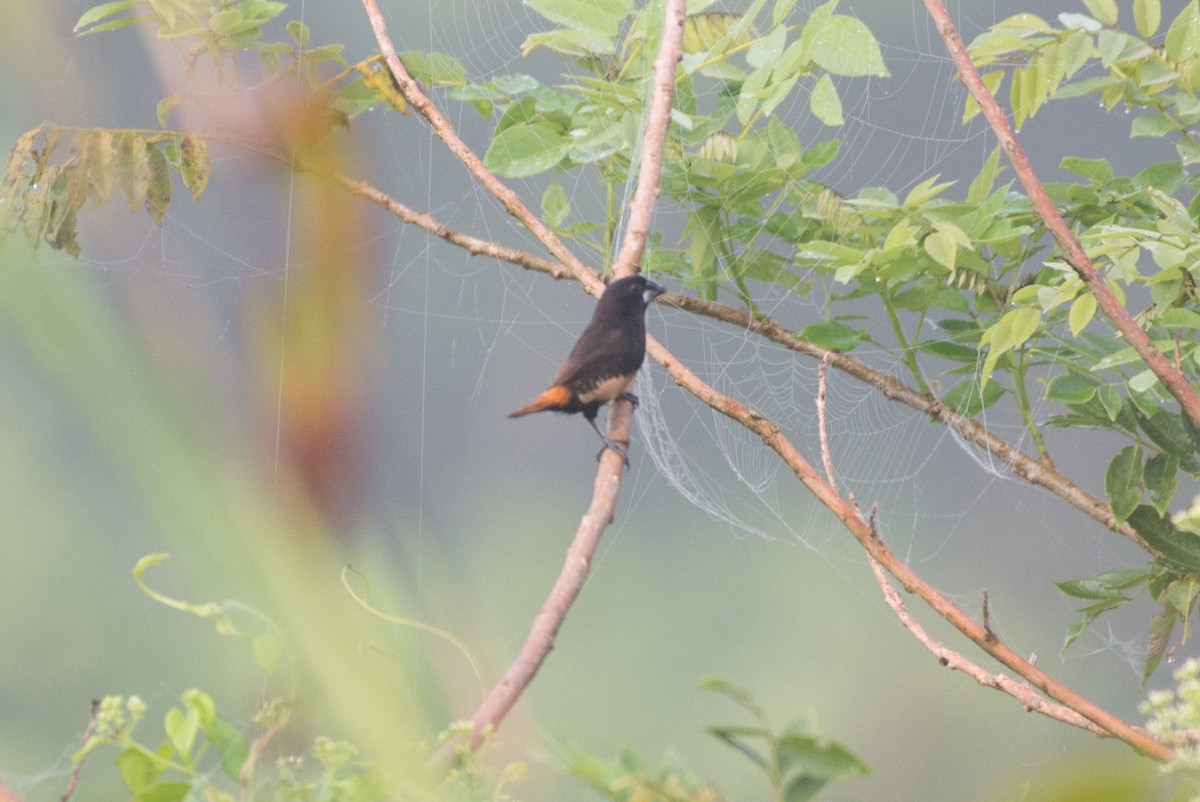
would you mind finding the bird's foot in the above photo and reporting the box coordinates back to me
[617,391,639,409]
[596,438,631,467]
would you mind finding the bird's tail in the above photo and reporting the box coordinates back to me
[508,385,573,417]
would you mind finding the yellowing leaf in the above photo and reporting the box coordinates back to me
[1069,292,1097,335]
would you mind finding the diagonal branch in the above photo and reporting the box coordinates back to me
[865,557,1106,735]
[335,175,1149,551]
[920,0,1200,432]
[361,0,600,295]
[645,334,1174,761]
[363,0,686,773]
[818,363,1106,735]
[335,173,1153,553]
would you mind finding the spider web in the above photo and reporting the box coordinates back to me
[1,0,1175,798]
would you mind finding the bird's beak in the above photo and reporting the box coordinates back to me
[643,278,667,304]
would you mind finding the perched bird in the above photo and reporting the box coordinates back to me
[510,274,666,461]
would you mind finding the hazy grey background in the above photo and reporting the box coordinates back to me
[0,1,1188,800]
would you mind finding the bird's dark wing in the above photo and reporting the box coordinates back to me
[551,322,643,393]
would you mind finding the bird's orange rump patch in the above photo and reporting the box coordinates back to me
[508,384,574,417]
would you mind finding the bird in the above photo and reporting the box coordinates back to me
[509,274,666,462]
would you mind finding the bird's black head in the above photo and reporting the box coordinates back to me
[604,274,666,310]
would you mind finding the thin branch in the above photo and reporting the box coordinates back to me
[816,356,838,495]
[360,0,600,295]
[920,0,1200,432]
[426,459,625,775]
[333,172,1150,552]
[60,699,99,802]
[381,0,686,772]
[644,335,1174,761]
[866,558,1105,735]
[612,0,686,278]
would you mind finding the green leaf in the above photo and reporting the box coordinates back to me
[809,74,843,126]
[1105,444,1143,527]
[181,688,216,729]
[397,51,468,86]
[1144,607,1176,683]
[482,122,569,178]
[1055,568,1146,600]
[209,717,250,780]
[541,183,570,227]
[1160,308,1200,328]
[164,705,200,761]
[747,24,787,68]
[116,747,162,793]
[918,339,979,364]
[800,320,864,351]
[940,377,1004,416]
[1137,408,1200,463]
[923,230,956,270]
[1062,597,1127,651]
[776,729,870,782]
[708,724,771,769]
[807,13,889,78]
[695,675,763,717]
[522,28,613,57]
[74,0,139,33]
[252,632,283,674]
[1131,115,1176,138]
[1130,505,1200,571]
[967,145,1004,203]
[1045,373,1099,405]
[980,306,1039,387]
[526,0,630,37]
[134,781,191,802]
[1145,453,1180,514]
[286,19,309,47]
[1135,0,1163,37]
[1061,156,1113,184]
[963,70,1004,123]
[1068,292,1097,335]
[1082,0,1118,26]
[902,175,954,207]
[1165,1,1200,62]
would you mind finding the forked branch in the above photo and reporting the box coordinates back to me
[646,337,1174,761]
[359,0,687,772]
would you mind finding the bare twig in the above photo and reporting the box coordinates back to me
[611,0,685,278]
[817,349,1116,740]
[645,335,1174,761]
[866,558,1104,734]
[920,0,1200,432]
[60,699,99,802]
[816,356,838,495]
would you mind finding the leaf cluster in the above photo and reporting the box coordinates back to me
[558,677,867,802]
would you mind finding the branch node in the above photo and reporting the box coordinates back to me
[982,590,997,643]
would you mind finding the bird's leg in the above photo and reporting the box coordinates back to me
[587,415,630,466]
